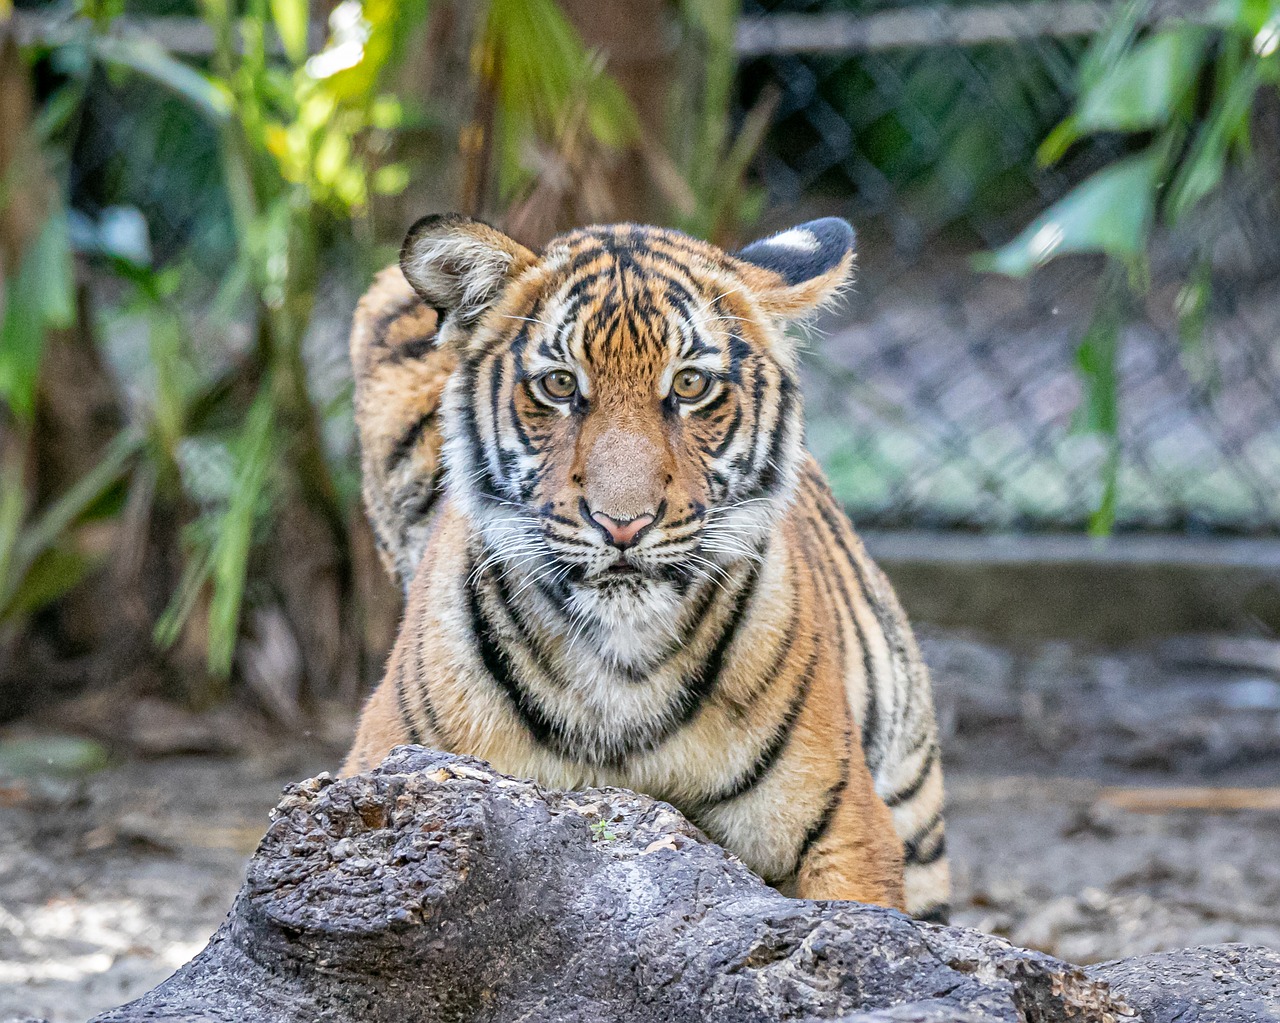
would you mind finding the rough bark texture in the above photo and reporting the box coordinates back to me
[79,747,1278,1023]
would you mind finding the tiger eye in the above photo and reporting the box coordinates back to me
[672,368,711,402]
[539,370,578,401]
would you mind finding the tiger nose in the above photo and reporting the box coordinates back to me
[588,509,656,549]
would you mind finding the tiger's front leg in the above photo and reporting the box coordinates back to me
[792,743,906,910]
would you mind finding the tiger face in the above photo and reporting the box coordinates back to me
[399,216,854,657]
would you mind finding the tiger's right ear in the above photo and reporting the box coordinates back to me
[399,214,536,329]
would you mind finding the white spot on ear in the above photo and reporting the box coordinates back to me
[762,227,819,253]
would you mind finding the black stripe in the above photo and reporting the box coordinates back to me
[906,831,946,867]
[392,659,426,746]
[883,744,938,809]
[384,411,435,476]
[811,490,907,762]
[487,357,515,489]
[809,469,901,662]
[703,634,813,806]
[708,404,742,459]
[802,500,882,775]
[534,570,571,608]
[467,564,565,752]
[370,295,425,347]
[492,561,565,689]
[459,363,503,502]
[795,755,850,868]
[726,333,750,380]
[746,377,795,497]
[669,562,761,726]
[412,624,446,744]
[915,904,950,925]
[649,575,721,670]
[404,477,442,521]
[798,528,848,690]
[739,359,768,479]
[542,510,579,528]
[384,334,435,365]
[902,812,945,865]
[691,385,732,421]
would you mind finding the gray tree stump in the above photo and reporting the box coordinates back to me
[82,747,1279,1023]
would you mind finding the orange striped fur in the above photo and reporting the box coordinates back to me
[344,216,949,919]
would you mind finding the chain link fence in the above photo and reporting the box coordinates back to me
[740,0,1280,534]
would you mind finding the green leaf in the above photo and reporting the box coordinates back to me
[1079,0,1151,93]
[2,546,93,620]
[270,0,311,66]
[0,459,27,611]
[3,429,140,623]
[1075,28,1206,134]
[0,273,46,424]
[15,429,142,572]
[1072,278,1125,535]
[371,162,410,195]
[92,35,232,122]
[0,736,110,779]
[33,205,76,329]
[154,542,214,652]
[312,0,425,104]
[1175,261,1217,389]
[0,206,75,423]
[34,84,87,142]
[485,0,639,198]
[1256,12,1280,57]
[206,391,277,677]
[1074,313,1120,437]
[1165,57,1262,223]
[1037,114,1082,166]
[1211,0,1276,34]
[980,149,1164,276]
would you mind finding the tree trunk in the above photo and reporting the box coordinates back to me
[80,747,1279,1023]
[560,0,672,223]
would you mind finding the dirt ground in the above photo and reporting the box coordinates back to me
[2,629,1279,1023]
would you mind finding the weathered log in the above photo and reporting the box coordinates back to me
[83,747,1278,1023]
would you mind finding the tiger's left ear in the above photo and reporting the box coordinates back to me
[399,213,536,330]
[732,218,855,319]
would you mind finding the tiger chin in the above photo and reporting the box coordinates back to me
[343,213,950,921]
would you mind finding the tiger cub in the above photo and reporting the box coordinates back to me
[344,214,949,920]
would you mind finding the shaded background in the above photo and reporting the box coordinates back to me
[1,0,1279,1019]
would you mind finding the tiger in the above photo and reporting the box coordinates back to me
[343,213,949,920]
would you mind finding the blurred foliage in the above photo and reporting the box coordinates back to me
[0,734,110,778]
[671,0,772,243]
[477,0,637,203]
[0,24,140,649]
[2,0,425,696]
[985,0,1280,531]
[141,0,425,677]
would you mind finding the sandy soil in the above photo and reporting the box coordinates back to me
[1,629,1278,1023]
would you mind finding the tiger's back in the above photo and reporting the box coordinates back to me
[345,217,948,920]
[350,267,454,587]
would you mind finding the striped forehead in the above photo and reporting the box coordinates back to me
[528,229,723,372]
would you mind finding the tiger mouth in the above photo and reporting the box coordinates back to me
[582,559,650,584]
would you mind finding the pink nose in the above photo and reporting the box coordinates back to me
[591,510,655,549]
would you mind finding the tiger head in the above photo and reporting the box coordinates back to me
[400,215,853,631]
